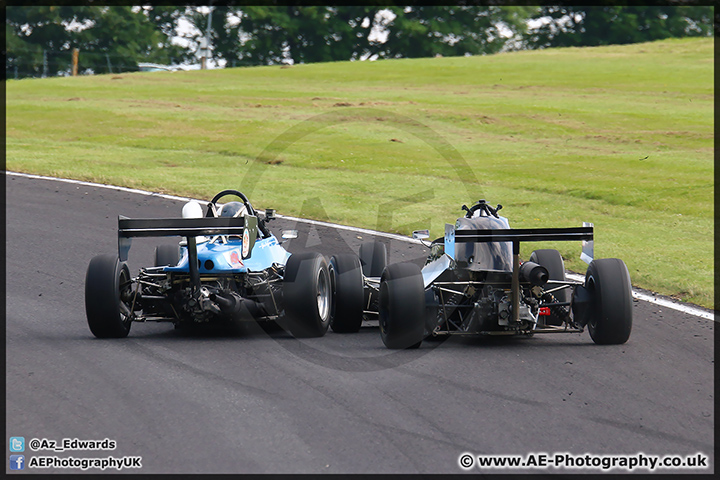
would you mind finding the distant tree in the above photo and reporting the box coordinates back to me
[6,6,187,77]
[379,6,536,58]
[182,5,248,66]
[525,6,713,49]
[74,6,188,74]
[142,6,194,64]
[205,6,382,66]
[6,6,87,77]
[200,6,536,66]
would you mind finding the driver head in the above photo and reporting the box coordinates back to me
[219,201,248,218]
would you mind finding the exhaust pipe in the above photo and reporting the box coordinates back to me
[519,261,549,286]
[209,292,243,316]
[208,292,268,319]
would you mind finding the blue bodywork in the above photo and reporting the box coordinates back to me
[166,235,291,273]
[112,190,298,325]
[88,189,334,339]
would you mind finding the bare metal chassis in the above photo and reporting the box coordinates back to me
[121,265,285,324]
[361,275,587,337]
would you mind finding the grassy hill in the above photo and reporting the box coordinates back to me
[6,37,713,308]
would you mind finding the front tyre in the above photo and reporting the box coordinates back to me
[85,254,133,338]
[585,258,633,345]
[359,241,387,277]
[283,252,332,338]
[379,263,425,349]
[329,254,364,333]
[154,244,180,267]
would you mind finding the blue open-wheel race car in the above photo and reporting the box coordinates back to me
[85,189,331,338]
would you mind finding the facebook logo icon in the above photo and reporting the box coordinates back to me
[9,437,25,452]
[10,455,25,470]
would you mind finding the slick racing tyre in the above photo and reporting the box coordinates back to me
[379,262,425,349]
[328,254,364,333]
[284,252,332,338]
[154,244,180,267]
[359,241,387,277]
[585,258,633,345]
[85,254,133,338]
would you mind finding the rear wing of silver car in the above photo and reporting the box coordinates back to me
[444,222,593,323]
[444,223,594,261]
[117,215,258,262]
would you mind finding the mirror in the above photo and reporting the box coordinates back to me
[265,208,276,220]
[412,229,430,240]
[281,230,298,240]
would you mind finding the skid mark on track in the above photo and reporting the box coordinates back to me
[122,339,280,400]
[588,416,713,451]
[289,373,474,469]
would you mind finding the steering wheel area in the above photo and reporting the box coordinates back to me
[207,190,256,218]
[462,199,503,219]
[207,189,271,238]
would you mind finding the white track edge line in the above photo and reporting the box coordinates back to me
[7,171,715,321]
[565,273,714,321]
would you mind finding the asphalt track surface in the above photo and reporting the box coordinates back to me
[5,174,714,475]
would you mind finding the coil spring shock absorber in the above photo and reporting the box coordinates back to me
[541,292,571,325]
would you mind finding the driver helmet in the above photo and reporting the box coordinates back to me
[219,201,248,218]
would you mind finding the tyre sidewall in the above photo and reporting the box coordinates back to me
[586,258,633,344]
[329,254,364,333]
[154,244,180,267]
[85,254,131,338]
[283,252,331,337]
[379,262,425,349]
[359,242,387,277]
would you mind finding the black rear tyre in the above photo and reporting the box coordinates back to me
[85,254,133,338]
[379,263,425,349]
[154,244,180,267]
[585,258,633,345]
[283,252,332,338]
[530,249,568,326]
[329,254,364,333]
[359,241,387,277]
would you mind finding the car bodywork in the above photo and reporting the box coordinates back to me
[332,200,633,349]
[425,211,592,336]
[85,190,331,338]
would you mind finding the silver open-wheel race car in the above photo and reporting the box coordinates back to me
[85,189,332,339]
[327,200,633,349]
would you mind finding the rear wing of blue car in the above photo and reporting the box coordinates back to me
[117,215,258,262]
[118,215,258,296]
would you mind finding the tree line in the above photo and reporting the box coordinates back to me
[6,5,713,78]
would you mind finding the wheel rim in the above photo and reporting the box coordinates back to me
[316,268,330,321]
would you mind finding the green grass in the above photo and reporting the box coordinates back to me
[6,37,713,308]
